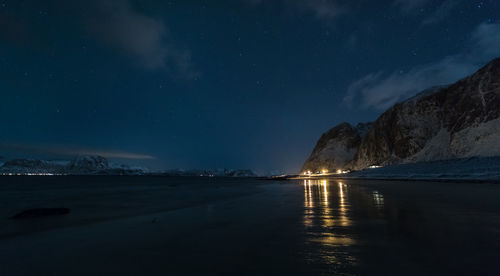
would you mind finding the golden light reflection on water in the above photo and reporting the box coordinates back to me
[303,179,356,263]
[337,182,351,227]
[322,180,328,206]
[302,179,388,268]
[372,190,384,209]
[304,180,352,227]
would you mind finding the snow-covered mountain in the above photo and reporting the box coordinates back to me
[0,155,256,177]
[303,57,500,172]
[0,159,69,174]
[68,155,109,174]
[0,156,147,175]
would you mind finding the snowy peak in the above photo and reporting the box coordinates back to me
[69,155,109,173]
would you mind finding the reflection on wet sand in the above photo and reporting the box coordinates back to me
[303,180,353,230]
[301,179,391,271]
[337,182,350,227]
[303,179,356,267]
[372,190,384,209]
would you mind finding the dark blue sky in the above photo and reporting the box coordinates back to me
[0,0,499,173]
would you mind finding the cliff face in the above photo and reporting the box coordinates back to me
[302,122,372,173]
[303,57,500,172]
[350,86,447,169]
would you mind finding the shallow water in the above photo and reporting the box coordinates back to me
[1,176,500,275]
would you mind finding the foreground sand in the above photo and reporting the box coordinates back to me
[2,176,500,275]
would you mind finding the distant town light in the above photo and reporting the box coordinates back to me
[321,169,328,174]
[1,172,60,176]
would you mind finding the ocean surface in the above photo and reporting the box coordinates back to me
[1,176,500,275]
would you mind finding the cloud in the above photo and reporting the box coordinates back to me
[0,0,198,79]
[343,22,500,110]
[472,23,500,58]
[0,143,155,160]
[344,59,476,110]
[87,0,198,79]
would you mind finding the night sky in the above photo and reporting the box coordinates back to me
[1,0,499,173]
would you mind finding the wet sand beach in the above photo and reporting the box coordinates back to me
[1,176,500,275]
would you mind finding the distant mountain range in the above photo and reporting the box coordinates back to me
[0,155,147,175]
[303,57,500,173]
[157,168,256,177]
[0,155,257,177]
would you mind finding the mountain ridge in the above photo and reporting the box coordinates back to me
[0,155,257,177]
[302,57,500,173]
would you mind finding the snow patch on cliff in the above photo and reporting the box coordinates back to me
[315,140,358,169]
[451,117,500,156]
[408,129,454,162]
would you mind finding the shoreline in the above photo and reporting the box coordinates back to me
[288,175,500,184]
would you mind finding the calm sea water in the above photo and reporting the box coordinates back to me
[1,176,500,275]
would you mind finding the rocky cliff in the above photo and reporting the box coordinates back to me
[303,57,500,172]
[302,122,372,173]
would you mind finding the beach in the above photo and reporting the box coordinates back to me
[1,176,500,275]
